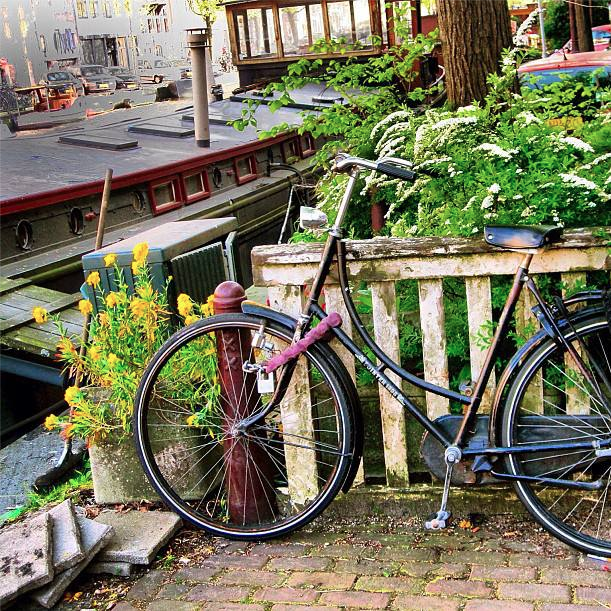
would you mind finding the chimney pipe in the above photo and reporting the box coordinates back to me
[186,28,211,148]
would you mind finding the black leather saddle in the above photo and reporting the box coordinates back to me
[484,225,563,249]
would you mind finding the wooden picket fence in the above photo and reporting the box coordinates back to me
[251,228,610,489]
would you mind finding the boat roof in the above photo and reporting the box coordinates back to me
[0,82,346,207]
[518,50,611,72]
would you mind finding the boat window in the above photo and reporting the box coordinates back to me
[300,133,316,157]
[15,220,33,251]
[234,8,277,59]
[211,166,223,188]
[280,4,325,55]
[183,170,211,204]
[150,176,183,215]
[68,208,84,235]
[234,155,258,185]
[283,138,300,163]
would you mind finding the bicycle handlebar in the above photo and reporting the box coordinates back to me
[333,154,416,182]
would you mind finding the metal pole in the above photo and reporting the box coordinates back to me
[186,28,211,148]
[537,0,548,57]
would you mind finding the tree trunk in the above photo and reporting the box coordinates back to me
[436,0,512,108]
[574,1,594,52]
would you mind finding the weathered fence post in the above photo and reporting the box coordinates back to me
[213,281,277,525]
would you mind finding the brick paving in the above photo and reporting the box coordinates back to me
[119,521,611,610]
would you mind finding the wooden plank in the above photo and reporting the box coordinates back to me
[0,293,80,333]
[267,285,319,504]
[465,277,495,411]
[0,277,31,295]
[418,279,450,419]
[561,272,589,415]
[1,325,81,357]
[0,303,26,320]
[323,284,364,486]
[515,287,543,414]
[370,281,409,487]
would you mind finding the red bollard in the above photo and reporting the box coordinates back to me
[213,281,277,525]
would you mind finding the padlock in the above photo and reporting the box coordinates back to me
[257,370,275,393]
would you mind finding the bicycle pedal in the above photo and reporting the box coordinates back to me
[425,510,452,530]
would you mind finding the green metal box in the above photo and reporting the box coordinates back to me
[81,219,238,314]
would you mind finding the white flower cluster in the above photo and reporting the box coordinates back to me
[580,152,611,170]
[414,115,477,157]
[516,111,542,126]
[560,173,598,191]
[513,9,540,46]
[475,143,515,160]
[559,137,594,153]
[370,110,411,141]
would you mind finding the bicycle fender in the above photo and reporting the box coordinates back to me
[241,300,364,493]
[489,305,605,446]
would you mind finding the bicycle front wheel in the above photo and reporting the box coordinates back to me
[134,313,353,540]
[501,311,611,556]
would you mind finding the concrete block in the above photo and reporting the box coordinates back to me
[0,512,54,606]
[29,514,114,609]
[95,510,181,565]
[48,500,84,572]
[86,561,133,576]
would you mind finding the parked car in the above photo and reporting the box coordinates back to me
[108,67,141,90]
[556,24,611,53]
[518,50,611,87]
[76,65,118,93]
[42,71,85,96]
[137,58,191,83]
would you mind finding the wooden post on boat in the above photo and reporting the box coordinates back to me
[213,281,277,525]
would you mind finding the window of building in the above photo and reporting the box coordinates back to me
[280,4,324,55]
[327,0,371,45]
[76,0,88,18]
[113,0,122,15]
[103,0,112,17]
[89,0,98,17]
[233,8,277,59]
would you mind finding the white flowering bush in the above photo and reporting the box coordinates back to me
[366,103,610,238]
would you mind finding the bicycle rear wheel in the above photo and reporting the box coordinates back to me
[134,313,353,540]
[501,311,611,556]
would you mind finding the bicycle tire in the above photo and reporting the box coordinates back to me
[500,310,611,555]
[134,313,354,540]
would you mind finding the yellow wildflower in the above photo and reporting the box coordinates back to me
[186,414,197,427]
[64,385,80,407]
[79,299,93,316]
[32,306,48,324]
[137,284,154,299]
[88,345,101,361]
[44,414,59,431]
[131,260,143,276]
[105,292,119,308]
[130,298,148,318]
[56,337,76,359]
[98,311,109,326]
[107,353,120,369]
[104,253,117,267]
[177,293,193,316]
[184,314,199,326]
[86,271,100,287]
[132,242,149,264]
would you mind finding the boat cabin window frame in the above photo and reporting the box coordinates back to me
[234,154,258,185]
[232,5,279,61]
[181,168,211,204]
[149,175,184,215]
[300,133,316,157]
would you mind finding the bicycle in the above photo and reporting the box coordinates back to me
[134,154,611,555]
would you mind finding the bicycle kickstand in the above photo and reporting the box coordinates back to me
[425,446,461,530]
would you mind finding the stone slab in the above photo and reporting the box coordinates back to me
[58,133,139,150]
[0,512,54,606]
[29,513,114,609]
[95,510,182,565]
[0,425,86,517]
[86,560,133,576]
[48,500,84,572]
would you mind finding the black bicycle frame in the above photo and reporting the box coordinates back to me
[249,226,611,472]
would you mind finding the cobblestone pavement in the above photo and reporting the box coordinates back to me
[108,518,611,611]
